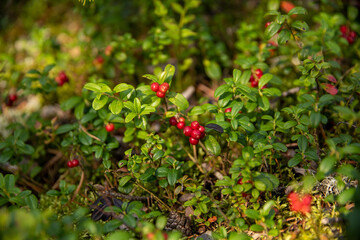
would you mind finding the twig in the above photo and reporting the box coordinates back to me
[193,145,197,162]
[80,125,101,142]
[134,181,172,211]
[72,170,85,201]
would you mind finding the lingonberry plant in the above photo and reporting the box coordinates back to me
[0,0,359,239]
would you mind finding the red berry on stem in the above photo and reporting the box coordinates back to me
[340,25,349,35]
[169,117,178,126]
[255,69,263,78]
[249,75,255,82]
[225,108,232,113]
[156,91,165,98]
[191,129,201,139]
[189,137,199,145]
[151,82,159,92]
[237,178,243,185]
[67,161,74,168]
[251,81,258,88]
[105,123,115,132]
[9,94,17,102]
[191,121,200,130]
[183,126,193,137]
[265,22,271,28]
[178,117,185,122]
[177,121,185,129]
[159,82,169,93]
[198,125,205,133]
[71,159,79,167]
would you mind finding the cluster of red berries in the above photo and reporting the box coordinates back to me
[105,123,115,132]
[340,25,357,44]
[288,192,312,215]
[67,159,79,168]
[151,82,169,98]
[6,93,17,107]
[249,69,266,88]
[55,71,69,86]
[169,118,205,145]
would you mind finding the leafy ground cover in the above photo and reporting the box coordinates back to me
[0,0,360,239]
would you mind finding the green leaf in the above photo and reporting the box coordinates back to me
[123,215,136,228]
[79,131,93,146]
[167,169,177,186]
[325,41,341,56]
[198,202,209,213]
[0,150,13,163]
[245,209,261,220]
[106,231,130,240]
[297,135,308,152]
[118,176,132,187]
[337,188,356,205]
[84,83,101,92]
[348,6,358,21]
[92,95,108,110]
[291,21,309,31]
[168,93,189,111]
[204,135,221,156]
[288,153,302,167]
[109,100,123,115]
[61,96,82,110]
[265,22,281,39]
[55,124,77,134]
[214,85,231,98]
[250,224,264,232]
[74,102,85,120]
[204,60,221,80]
[240,70,252,85]
[258,95,270,111]
[113,83,134,93]
[259,74,272,89]
[24,195,38,210]
[319,156,336,175]
[159,64,175,84]
[310,111,321,127]
[125,112,137,123]
[288,7,307,15]
[278,29,291,44]
[253,173,279,191]
[5,174,15,192]
[134,98,141,114]
[273,143,287,152]
[43,64,55,74]
[142,74,158,82]
[233,69,242,84]
[139,168,155,182]
[189,106,205,116]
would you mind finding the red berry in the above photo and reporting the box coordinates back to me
[156,91,166,98]
[200,132,206,139]
[225,108,232,113]
[178,117,185,122]
[96,56,104,64]
[169,117,178,126]
[177,121,185,129]
[249,75,255,82]
[262,84,268,89]
[71,159,79,167]
[67,161,74,168]
[347,31,356,44]
[9,94,17,102]
[189,137,199,145]
[163,233,168,240]
[191,129,201,139]
[55,71,69,86]
[198,126,205,133]
[191,121,200,130]
[183,126,193,137]
[255,69,263,78]
[159,82,169,93]
[265,22,271,28]
[105,123,115,132]
[237,178,243,185]
[340,25,349,34]
[151,82,159,92]
[251,81,258,88]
